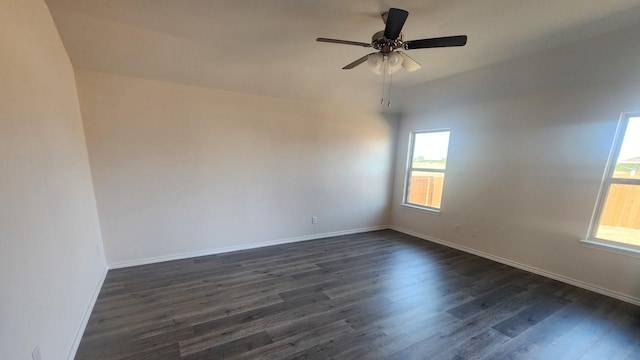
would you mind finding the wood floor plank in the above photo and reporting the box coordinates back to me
[480,295,602,360]
[74,230,640,360]
[266,296,391,342]
[532,296,627,360]
[120,343,181,360]
[180,331,273,360]
[491,294,571,338]
[282,325,388,360]
[233,320,352,360]
[434,328,511,360]
[576,307,640,360]
[391,285,556,359]
[176,293,330,355]
[447,284,527,320]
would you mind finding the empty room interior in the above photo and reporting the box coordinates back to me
[4,0,640,359]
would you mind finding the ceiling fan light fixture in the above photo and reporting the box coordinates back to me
[367,53,384,74]
[316,7,467,105]
[367,52,403,75]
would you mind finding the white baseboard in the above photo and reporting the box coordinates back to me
[67,264,108,360]
[108,226,390,269]
[390,226,640,306]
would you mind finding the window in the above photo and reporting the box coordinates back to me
[403,130,450,212]
[587,114,640,251]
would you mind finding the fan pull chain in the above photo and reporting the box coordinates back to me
[387,71,392,107]
[379,54,394,107]
[381,55,388,105]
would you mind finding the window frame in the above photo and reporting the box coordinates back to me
[402,129,451,213]
[583,113,640,256]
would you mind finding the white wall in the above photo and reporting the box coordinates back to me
[0,1,106,359]
[75,70,395,266]
[391,23,640,302]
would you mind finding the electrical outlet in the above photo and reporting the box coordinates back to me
[311,216,318,224]
[472,228,479,237]
[454,224,461,232]
[32,346,41,360]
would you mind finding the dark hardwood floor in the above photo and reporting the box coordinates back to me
[76,230,640,359]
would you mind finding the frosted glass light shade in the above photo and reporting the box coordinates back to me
[387,52,403,74]
[367,53,384,75]
[367,52,404,75]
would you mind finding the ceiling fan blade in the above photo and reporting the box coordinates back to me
[397,51,422,72]
[383,8,408,40]
[404,35,468,50]
[316,38,371,47]
[343,53,377,69]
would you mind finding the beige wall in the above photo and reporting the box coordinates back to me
[75,70,395,266]
[0,1,106,359]
[391,23,640,302]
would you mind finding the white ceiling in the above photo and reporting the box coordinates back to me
[46,0,640,111]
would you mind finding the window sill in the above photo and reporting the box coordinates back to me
[580,239,640,259]
[401,203,441,215]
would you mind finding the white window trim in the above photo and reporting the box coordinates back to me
[582,112,640,257]
[402,129,450,214]
[580,238,640,258]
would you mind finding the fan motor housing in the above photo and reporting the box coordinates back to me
[372,30,403,53]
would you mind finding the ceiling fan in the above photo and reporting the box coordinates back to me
[316,8,467,106]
